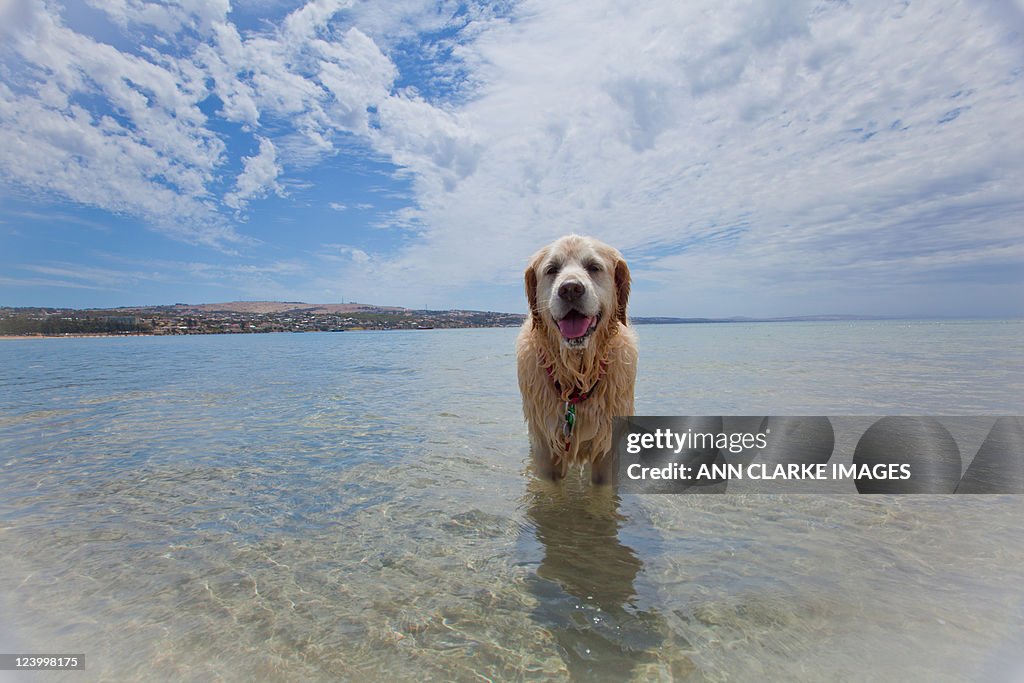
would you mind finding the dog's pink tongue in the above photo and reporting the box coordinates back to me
[558,314,594,339]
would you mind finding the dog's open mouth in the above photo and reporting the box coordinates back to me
[556,310,598,345]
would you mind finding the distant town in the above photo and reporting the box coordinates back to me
[0,301,898,337]
[0,302,526,337]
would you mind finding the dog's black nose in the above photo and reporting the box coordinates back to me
[558,280,585,302]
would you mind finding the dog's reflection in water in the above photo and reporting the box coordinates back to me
[523,475,672,680]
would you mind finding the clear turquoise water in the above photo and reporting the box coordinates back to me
[1,321,1022,681]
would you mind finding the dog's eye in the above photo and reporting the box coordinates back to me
[585,262,602,273]
[545,264,560,276]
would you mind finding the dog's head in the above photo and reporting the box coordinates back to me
[524,235,631,349]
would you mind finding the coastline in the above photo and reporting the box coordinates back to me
[0,334,161,340]
[0,329,473,340]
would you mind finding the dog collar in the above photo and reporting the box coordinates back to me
[538,350,608,452]
[538,350,607,405]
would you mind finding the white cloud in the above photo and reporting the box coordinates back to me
[319,243,372,265]
[224,137,284,210]
[20,263,138,287]
[0,0,233,246]
[193,6,399,147]
[0,0,428,244]
[83,0,231,35]
[0,275,114,291]
[0,0,487,248]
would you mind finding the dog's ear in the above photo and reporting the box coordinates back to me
[525,264,541,325]
[614,257,631,325]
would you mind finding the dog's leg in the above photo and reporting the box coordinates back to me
[591,450,616,486]
[530,436,563,481]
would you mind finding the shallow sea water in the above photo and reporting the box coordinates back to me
[1,321,1023,682]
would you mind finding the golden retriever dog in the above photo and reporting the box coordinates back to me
[516,235,638,483]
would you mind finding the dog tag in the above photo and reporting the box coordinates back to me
[563,402,576,439]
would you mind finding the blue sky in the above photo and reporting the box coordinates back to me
[1,0,1022,317]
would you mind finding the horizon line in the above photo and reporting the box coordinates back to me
[0,300,1019,323]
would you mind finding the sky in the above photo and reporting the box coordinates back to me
[1,0,1022,317]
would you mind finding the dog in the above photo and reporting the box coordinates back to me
[516,235,638,483]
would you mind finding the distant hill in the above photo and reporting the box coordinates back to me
[2,300,913,337]
[161,301,405,315]
[0,301,522,336]
[146,302,891,322]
